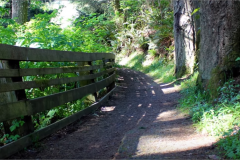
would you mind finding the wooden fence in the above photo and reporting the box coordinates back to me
[0,44,116,158]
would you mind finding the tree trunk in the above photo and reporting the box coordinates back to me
[173,0,198,78]
[12,0,28,24]
[192,0,200,52]
[113,0,122,14]
[198,0,240,97]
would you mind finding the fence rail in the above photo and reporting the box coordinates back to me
[0,44,116,158]
[0,44,115,61]
[0,63,113,77]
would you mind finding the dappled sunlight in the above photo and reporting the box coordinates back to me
[160,83,172,87]
[116,52,176,84]
[133,137,215,158]
[132,115,216,158]
[142,55,154,67]
[1,0,226,157]
[148,104,152,108]
[50,0,79,28]
[118,57,129,66]
[161,86,180,94]
[101,106,116,112]
[155,110,179,121]
[136,137,211,153]
[118,52,142,66]
[151,90,155,95]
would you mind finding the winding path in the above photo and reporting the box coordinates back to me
[12,68,216,159]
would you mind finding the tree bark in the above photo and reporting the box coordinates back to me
[173,0,198,78]
[198,0,240,97]
[12,0,28,24]
[113,0,122,14]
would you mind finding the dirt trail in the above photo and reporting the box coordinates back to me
[11,68,217,159]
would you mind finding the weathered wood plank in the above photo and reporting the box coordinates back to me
[0,74,115,122]
[0,63,114,78]
[0,68,115,92]
[31,73,115,114]
[0,87,116,159]
[0,44,115,62]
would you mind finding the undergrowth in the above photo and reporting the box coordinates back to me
[116,52,175,83]
[0,0,113,145]
[178,73,240,159]
[2,1,239,159]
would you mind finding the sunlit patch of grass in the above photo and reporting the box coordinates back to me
[178,72,201,114]
[116,52,176,83]
[147,61,175,83]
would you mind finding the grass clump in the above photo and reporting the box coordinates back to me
[178,75,240,159]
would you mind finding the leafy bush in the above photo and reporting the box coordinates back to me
[113,0,173,58]
[0,2,115,144]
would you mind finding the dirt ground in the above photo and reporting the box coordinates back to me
[11,68,218,159]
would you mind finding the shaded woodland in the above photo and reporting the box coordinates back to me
[0,0,240,159]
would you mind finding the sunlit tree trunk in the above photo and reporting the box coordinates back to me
[113,0,122,14]
[12,0,28,24]
[173,0,197,78]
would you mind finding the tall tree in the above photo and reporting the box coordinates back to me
[113,0,122,14]
[198,0,240,97]
[173,0,198,78]
[12,0,28,24]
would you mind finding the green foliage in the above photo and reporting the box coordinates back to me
[29,0,44,10]
[0,119,25,144]
[191,8,200,15]
[178,75,240,159]
[218,80,239,103]
[178,73,206,113]
[0,1,116,145]
[0,134,20,144]
[218,131,240,159]
[113,0,173,56]
[10,120,25,132]
[236,57,240,61]
[116,52,175,83]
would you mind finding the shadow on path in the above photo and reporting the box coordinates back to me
[11,68,216,159]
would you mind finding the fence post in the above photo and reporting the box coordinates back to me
[107,59,116,92]
[4,60,34,136]
[102,58,115,92]
[77,61,98,103]
[88,61,98,102]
